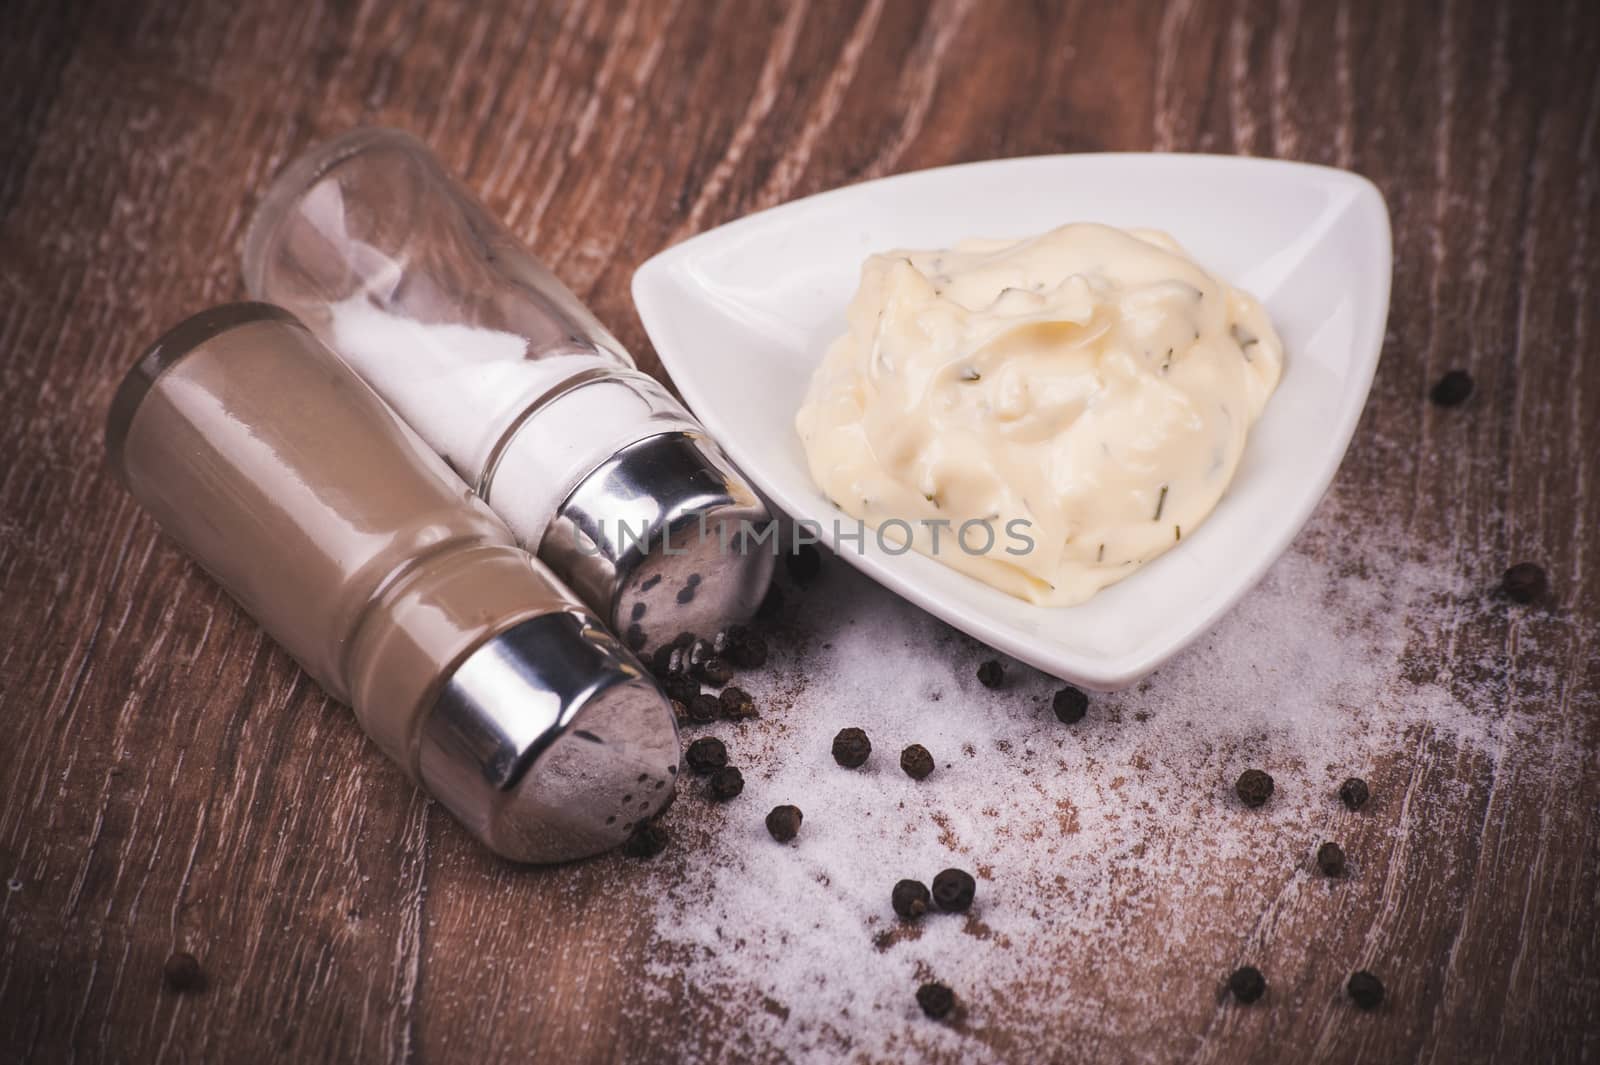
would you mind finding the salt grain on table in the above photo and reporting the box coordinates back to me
[615,503,1591,1063]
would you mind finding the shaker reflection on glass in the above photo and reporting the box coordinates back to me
[242,127,775,654]
[105,303,680,863]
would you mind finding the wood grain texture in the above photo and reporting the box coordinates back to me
[2,0,1597,1061]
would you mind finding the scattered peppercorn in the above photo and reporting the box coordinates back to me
[765,804,803,842]
[1347,970,1384,1010]
[162,952,205,993]
[687,693,721,724]
[1052,686,1088,724]
[1429,369,1474,407]
[931,867,976,912]
[831,727,871,768]
[663,674,700,706]
[1235,768,1274,808]
[739,636,769,669]
[900,744,935,780]
[1227,965,1265,1004]
[712,624,743,657]
[684,736,728,775]
[707,766,745,801]
[892,878,931,920]
[786,543,822,583]
[1502,562,1547,604]
[714,624,770,669]
[976,659,1005,689]
[696,656,734,687]
[1317,841,1347,877]
[621,820,669,859]
[916,981,955,1020]
[1339,776,1370,810]
[652,643,679,676]
[718,685,757,720]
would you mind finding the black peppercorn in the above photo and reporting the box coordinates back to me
[976,659,1005,689]
[712,624,743,658]
[697,656,734,687]
[931,868,976,912]
[1235,768,1274,808]
[684,736,728,775]
[1429,369,1474,406]
[916,981,955,1019]
[1339,776,1370,810]
[715,625,769,669]
[765,804,803,842]
[892,878,931,919]
[663,674,700,706]
[687,693,721,724]
[900,744,935,780]
[1317,841,1347,877]
[1052,686,1088,724]
[831,727,871,768]
[708,766,744,801]
[1347,970,1384,1010]
[621,821,669,859]
[786,543,822,583]
[652,643,679,676]
[718,686,757,721]
[1502,562,1547,604]
[1227,965,1265,1004]
[162,952,205,993]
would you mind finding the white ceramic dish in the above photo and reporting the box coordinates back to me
[633,153,1391,690]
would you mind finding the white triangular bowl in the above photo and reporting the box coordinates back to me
[634,153,1391,690]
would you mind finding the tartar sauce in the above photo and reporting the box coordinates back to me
[795,223,1284,605]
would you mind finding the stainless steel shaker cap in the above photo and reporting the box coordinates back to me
[538,430,776,656]
[419,608,680,863]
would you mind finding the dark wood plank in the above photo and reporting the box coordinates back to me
[1,0,1596,1062]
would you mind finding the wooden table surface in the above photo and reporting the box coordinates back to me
[3,1,1598,1062]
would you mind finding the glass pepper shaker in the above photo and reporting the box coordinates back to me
[106,303,680,862]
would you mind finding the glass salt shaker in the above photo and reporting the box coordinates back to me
[243,128,774,653]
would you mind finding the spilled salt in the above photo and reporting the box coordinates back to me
[621,503,1592,1062]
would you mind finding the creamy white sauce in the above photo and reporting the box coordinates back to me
[795,223,1284,605]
